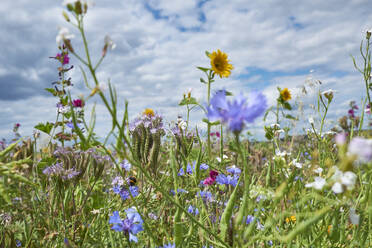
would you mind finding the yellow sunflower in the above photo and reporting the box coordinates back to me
[280,88,292,101]
[143,108,155,117]
[209,49,233,78]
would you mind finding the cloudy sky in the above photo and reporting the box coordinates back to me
[0,0,371,141]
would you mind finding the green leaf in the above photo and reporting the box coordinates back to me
[200,77,207,84]
[283,102,292,110]
[45,88,57,96]
[179,97,199,106]
[34,122,54,135]
[285,114,297,120]
[205,51,210,57]
[196,66,209,73]
[202,118,220,126]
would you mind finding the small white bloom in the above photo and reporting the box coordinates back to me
[56,27,74,45]
[179,120,187,130]
[270,123,280,128]
[305,177,326,190]
[313,167,323,174]
[331,182,343,194]
[349,208,360,225]
[340,171,357,190]
[104,35,116,50]
[292,159,303,169]
[308,117,314,125]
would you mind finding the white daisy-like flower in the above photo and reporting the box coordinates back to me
[308,117,314,125]
[305,177,326,190]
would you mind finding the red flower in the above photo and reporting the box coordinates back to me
[72,99,84,108]
[209,170,219,179]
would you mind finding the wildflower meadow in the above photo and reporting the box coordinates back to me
[1,2,372,247]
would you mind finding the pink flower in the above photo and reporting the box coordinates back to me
[215,131,220,138]
[203,177,215,185]
[210,132,215,136]
[56,53,70,65]
[72,99,84,108]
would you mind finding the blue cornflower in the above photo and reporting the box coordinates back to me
[215,174,239,186]
[187,205,199,216]
[226,165,241,175]
[186,163,193,174]
[207,90,267,133]
[178,164,193,176]
[200,163,209,170]
[120,159,132,171]
[109,208,143,243]
[197,191,213,201]
[178,168,185,176]
[170,189,188,195]
[246,215,255,224]
[16,240,21,247]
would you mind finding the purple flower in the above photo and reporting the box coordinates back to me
[226,165,241,175]
[56,53,70,65]
[200,163,209,170]
[170,189,187,195]
[120,159,132,171]
[109,208,143,243]
[197,191,213,201]
[203,177,215,185]
[187,205,199,216]
[246,215,255,224]
[207,90,267,133]
[178,168,185,176]
[348,137,372,163]
[186,163,193,174]
[216,174,239,186]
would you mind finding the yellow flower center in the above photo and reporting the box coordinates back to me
[143,108,155,117]
[280,88,292,101]
[208,49,233,78]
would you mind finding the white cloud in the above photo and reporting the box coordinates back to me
[0,0,371,141]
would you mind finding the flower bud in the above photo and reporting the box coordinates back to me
[74,1,82,15]
[66,3,74,12]
[62,11,70,22]
[367,29,371,39]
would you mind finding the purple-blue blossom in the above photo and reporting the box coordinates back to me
[120,159,132,171]
[187,205,199,216]
[109,208,143,243]
[207,90,267,133]
[226,165,241,175]
[200,163,209,170]
[215,174,239,186]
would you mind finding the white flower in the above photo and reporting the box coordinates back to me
[179,120,187,130]
[330,167,357,194]
[349,208,360,225]
[104,35,116,50]
[348,137,372,163]
[56,27,74,45]
[270,123,280,128]
[313,167,323,174]
[331,182,343,194]
[292,159,303,169]
[321,89,337,95]
[216,155,228,163]
[308,117,314,125]
[305,177,326,190]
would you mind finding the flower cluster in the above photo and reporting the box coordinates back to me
[42,162,80,180]
[111,176,139,201]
